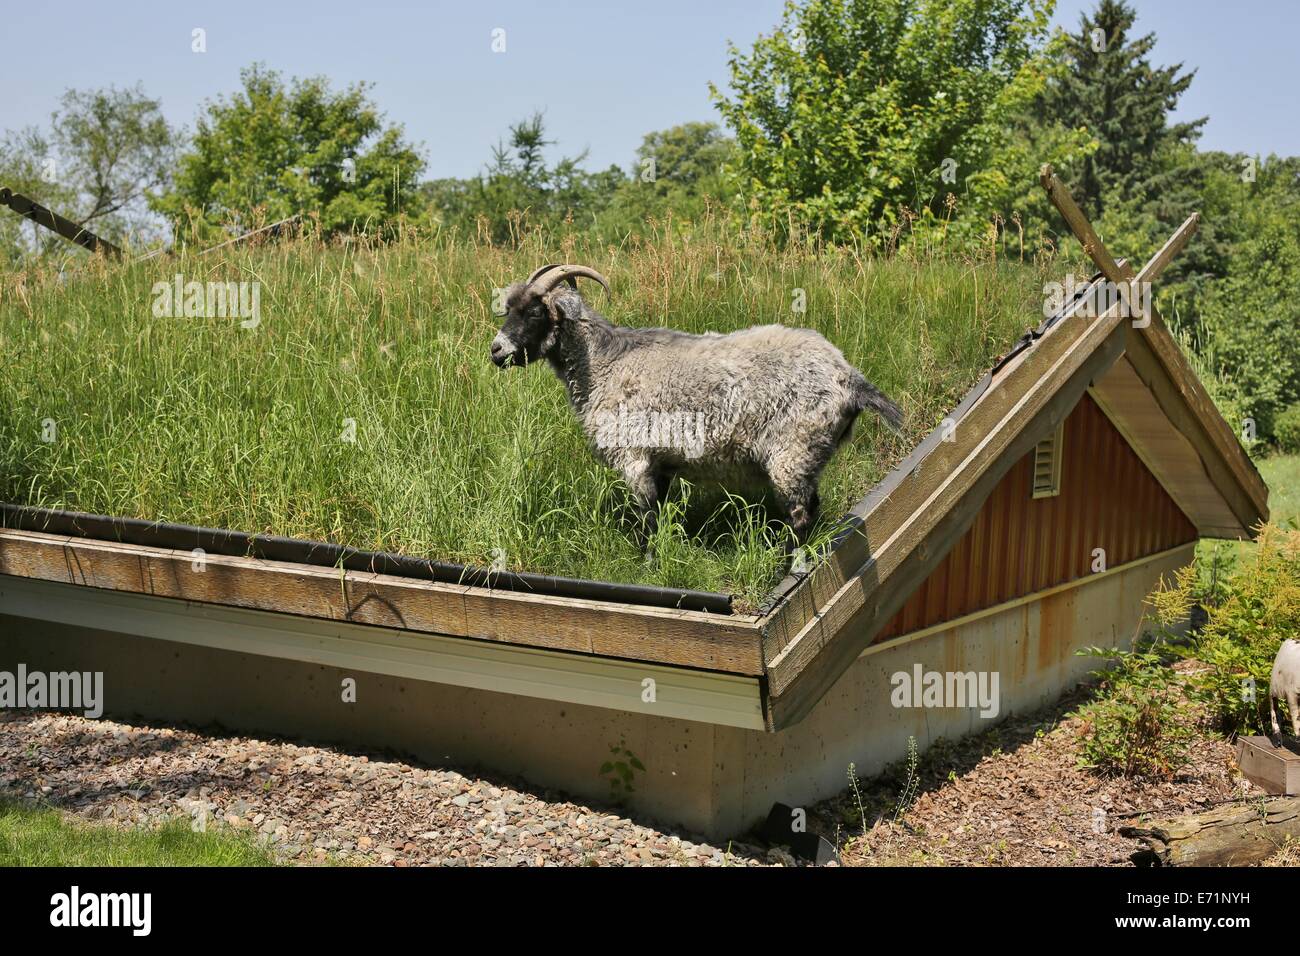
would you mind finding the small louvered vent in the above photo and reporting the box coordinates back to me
[1032,424,1064,499]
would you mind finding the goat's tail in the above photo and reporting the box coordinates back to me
[851,372,905,437]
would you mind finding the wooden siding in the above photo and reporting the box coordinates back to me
[876,393,1196,642]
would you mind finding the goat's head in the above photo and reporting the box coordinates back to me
[490,264,610,368]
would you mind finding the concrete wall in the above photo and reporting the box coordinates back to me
[0,544,1192,840]
[718,544,1194,833]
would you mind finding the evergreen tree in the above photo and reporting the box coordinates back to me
[1038,0,1204,219]
[1036,0,1229,310]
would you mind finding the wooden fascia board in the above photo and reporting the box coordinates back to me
[0,574,767,730]
[1126,316,1269,534]
[1088,359,1244,538]
[761,308,1130,730]
[0,528,766,676]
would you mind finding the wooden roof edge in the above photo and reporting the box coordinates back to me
[754,270,1116,627]
[1038,165,1267,535]
[0,527,767,677]
[760,312,1129,729]
[1132,313,1270,534]
[757,195,1223,727]
[757,278,1134,722]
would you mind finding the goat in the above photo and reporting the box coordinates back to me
[1270,639,1300,739]
[489,263,904,553]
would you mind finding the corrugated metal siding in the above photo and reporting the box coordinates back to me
[875,393,1197,642]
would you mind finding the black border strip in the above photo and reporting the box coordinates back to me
[0,504,733,615]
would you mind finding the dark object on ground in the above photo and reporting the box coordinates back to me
[758,802,839,864]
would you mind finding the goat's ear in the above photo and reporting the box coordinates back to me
[547,290,584,324]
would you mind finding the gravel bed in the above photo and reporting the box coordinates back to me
[0,710,778,867]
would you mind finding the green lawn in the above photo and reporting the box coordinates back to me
[1195,452,1299,580]
[0,225,1048,606]
[1260,453,1300,526]
[0,799,277,866]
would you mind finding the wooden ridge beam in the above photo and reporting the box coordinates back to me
[1039,165,1268,533]
[0,187,122,258]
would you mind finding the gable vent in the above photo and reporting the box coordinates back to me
[1032,423,1065,499]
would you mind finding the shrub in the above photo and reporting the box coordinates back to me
[1276,404,1300,454]
[1199,218,1300,443]
[1072,646,1197,778]
[1179,525,1300,736]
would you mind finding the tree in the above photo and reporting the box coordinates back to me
[606,122,737,226]
[51,85,178,234]
[0,84,178,262]
[422,113,626,242]
[152,64,424,239]
[634,122,735,197]
[1036,0,1204,220]
[711,0,1071,244]
[1196,154,1300,442]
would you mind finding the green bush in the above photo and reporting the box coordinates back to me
[1072,646,1197,778]
[1178,525,1300,735]
[1276,404,1300,454]
[1198,207,1300,443]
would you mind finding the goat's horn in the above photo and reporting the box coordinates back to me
[528,264,611,298]
[526,263,567,285]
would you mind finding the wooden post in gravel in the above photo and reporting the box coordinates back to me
[1120,797,1300,866]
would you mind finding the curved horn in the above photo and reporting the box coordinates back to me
[526,263,567,285]
[527,264,611,298]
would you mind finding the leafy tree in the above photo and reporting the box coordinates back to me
[634,122,735,198]
[50,85,178,234]
[711,0,1071,244]
[0,84,177,262]
[153,64,424,239]
[1196,154,1300,441]
[608,122,737,226]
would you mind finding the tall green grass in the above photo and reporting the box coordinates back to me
[0,220,1049,607]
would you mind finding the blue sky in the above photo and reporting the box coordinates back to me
[2,1,1295,180]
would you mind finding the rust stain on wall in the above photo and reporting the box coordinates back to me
[876,393,1196,645]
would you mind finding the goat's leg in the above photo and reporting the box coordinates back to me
[1271,691,1283,739]
[770,470,821,567]
[621,458,662,554]
[1289,689,1300,738]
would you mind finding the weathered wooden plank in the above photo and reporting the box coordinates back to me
[0,187,123,257]
[764,321,1128,728]
[1038,164,1125,273]
[1090,358,1244,533]
[1121,795,1300,866]
[0,528,765,675]
[1040,165,1268,533]
[1122,331,1266,535]
[760,283,1105,665]
[1235,736,1300,795]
